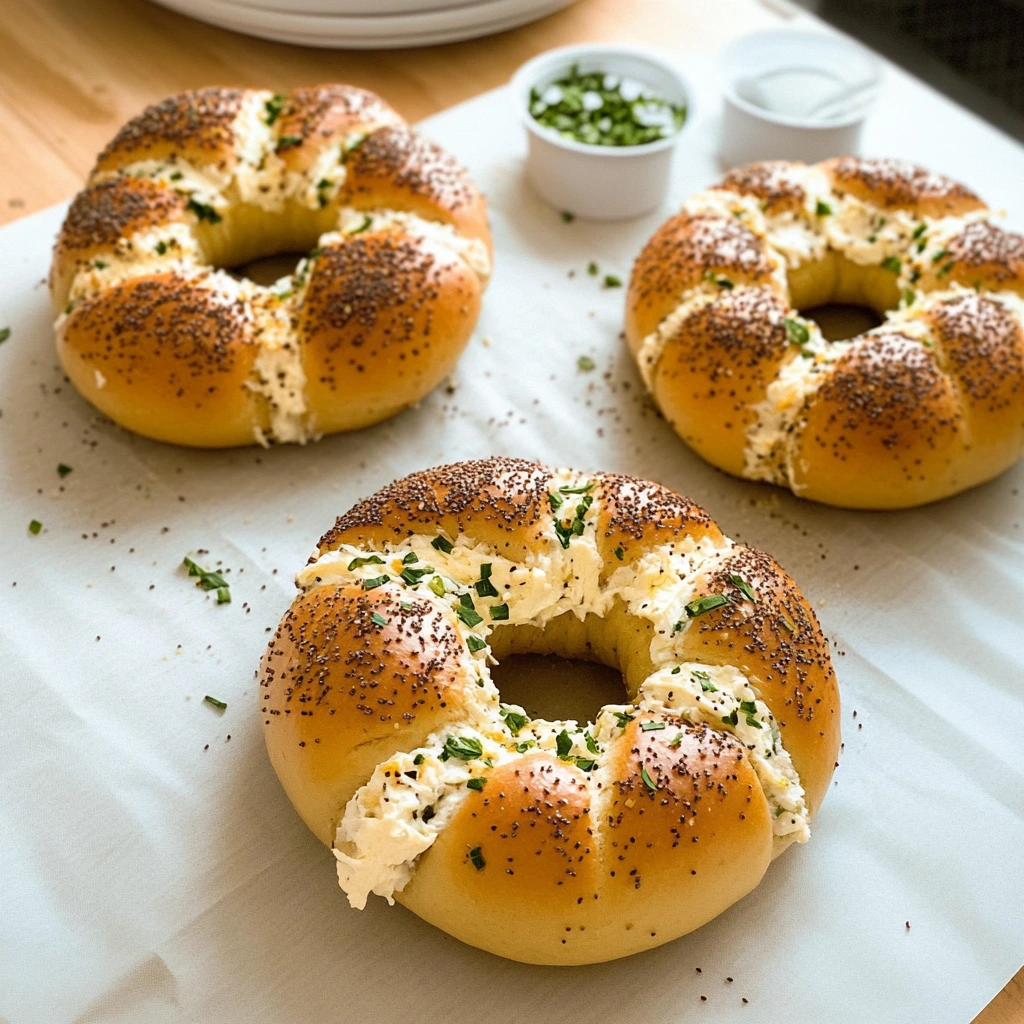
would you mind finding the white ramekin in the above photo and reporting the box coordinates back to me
[718,29,881,168]
[510,44,694,221]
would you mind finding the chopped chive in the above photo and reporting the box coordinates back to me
[587,261,599,276]
[362,575,389,590]
[640,721,666,732]
[28,519,42,535]
[428,576,446,597]
[413,753,425,765]
[264,94,286,125]
[57,463,73,478]
[186,198,222,224]
[371,611,388,626]
[685,594,731,618]
[431,536,453,554]
[466,634,487,653]
[693,669,716,693]
[577,355,596,371]
[499,704,528,736]
[815,199,832,216]
[275,134,302,150]
[182,556,228,595]
[561,211,575,223]
[469,846,485,870]
[204,695,227,710]
[0,327,11,343]
[640,765,658,791]
[602,274,622,288]
[466,777,486,791]
[455,595,483,628]
[441,735,483,761]
[727,573,757,603]
[881,256,902,274]
[782,316,810,346]
[348,555,384,570]
[721,709,739,726]
[489,603,509,621]
[555,729,573,760]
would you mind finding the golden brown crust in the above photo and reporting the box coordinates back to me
[317,457,555,560]
[629,157,1023,508]
[272,85,401,176]
[264,462,838,964]
[791,332,966,507]
[713,160,809,216]
[260,583,471,845]
[299,231,482,435]
[626,213,781,345]
[402,719,773,965]
[51,178,188,308]
[918,221,1024,295]
[651,288,794,477]
[93,86,246,175]
[676,547,840,814]
[58,273,259,447]
[592,472,721,573]
[342,125,491,247]
[821,156,986,217]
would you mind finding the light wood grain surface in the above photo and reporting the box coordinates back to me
[0,0,1020,1019]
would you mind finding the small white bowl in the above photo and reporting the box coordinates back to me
[510,44,694,221]
[718,29,881,168]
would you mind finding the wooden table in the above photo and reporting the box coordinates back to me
[0,0,1020,1019]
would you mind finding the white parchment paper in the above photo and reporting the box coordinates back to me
[1,42,1023,1024]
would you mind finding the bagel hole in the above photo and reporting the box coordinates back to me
[490,654,628,724]
[800,303,882,342]
[232,252,310,287]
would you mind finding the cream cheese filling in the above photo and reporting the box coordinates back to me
[637,664,809,847]
[742,325,838,488]
[314,479,812,906]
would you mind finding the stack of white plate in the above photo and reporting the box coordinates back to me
[151,0,577,48]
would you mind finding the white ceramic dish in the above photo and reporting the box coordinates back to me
[510,43,693,221]
[718,29,881,166]
[149,0,575,47]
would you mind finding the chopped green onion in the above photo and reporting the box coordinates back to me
[204,695,227,710]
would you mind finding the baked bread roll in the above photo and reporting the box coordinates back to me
[627,158,1024,509]
[260,458,840,965]
[50,85,491,448]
